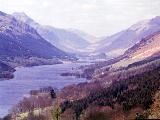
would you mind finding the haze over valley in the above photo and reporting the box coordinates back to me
[0,0,160,119]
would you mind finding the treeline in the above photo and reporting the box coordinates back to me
[11,87,56,115]
[0,61,15,79]
[58,59,160,108]
[94,58,160,83]
[7,57,160,120]
[60,65,160,119]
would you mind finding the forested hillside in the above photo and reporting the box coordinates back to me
[60,60,160,120]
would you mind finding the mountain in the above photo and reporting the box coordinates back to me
[0,11,67,60]
[95,16,160,57]
[79,31,160,81]
[112,31,160,67]
[124,32,160,59]
[68,28,99,43]
[12,12,90,53]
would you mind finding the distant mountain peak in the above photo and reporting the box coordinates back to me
[12,13,92,53]
[150,16,160,24]
[130,20,149,31]
[12,12,35,25]
[129,16,160,31]
[94,16,160,57]
[0,11,67,59]
[13,12,28,17]
[128,20,151,35]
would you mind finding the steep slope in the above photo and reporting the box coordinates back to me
[0,11,67,59]
[60,63,160,120]
[95,16,160,57]
[112,31,160,67]
[79,31,160,81]
[125,32,160,59]
[12,12,90,53]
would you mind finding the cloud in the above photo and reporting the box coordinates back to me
[81,4,98,11]
[42,1,50,8]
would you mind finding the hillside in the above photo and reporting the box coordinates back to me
[79,31,160,82]
[9,58,160,120]
[112,31,160,67]
[60,63,160,120]
[0,11,71,79]
[0,11,67,60]
[12,12,90,53]
[95,16,160,57]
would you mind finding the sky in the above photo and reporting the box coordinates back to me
[0,0,160,37]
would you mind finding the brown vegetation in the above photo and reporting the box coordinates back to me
[60,59,160,119]
[11,87,56,117]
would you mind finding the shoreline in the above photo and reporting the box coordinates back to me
[0,62,89,118]
[0,61,65,81]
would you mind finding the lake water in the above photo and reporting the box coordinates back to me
[0,63,89,118]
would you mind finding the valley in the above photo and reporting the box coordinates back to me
[0,6,160,120]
